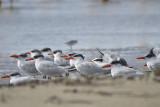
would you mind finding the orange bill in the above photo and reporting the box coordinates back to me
[26,57,34,61]
[1,75,10,78]
[48,52,53,55]
[65,56,74,60]
[61,55,68,58]
[88,60,93,62]
[144,64,147,66]
[24,52,31,54]
[102,64,111,68]
[136,57,145,59]
[125,65,132,68]
[10,55,19,58]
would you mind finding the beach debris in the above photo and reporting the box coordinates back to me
[0,94,6,103]
[45,95,62,104]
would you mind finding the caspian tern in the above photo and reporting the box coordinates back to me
[88,58,111,75]
[25,49,41,57]
[48,50,69,66]
[41,48,54,61]
[150,47,160,59]
[97,49,124,64]
[102,59,144,78]
[137,48,160,76]
[103,51,121,63]
[10,53,41,76]
[61,53,77,68]
[66,54,110,76]
[26,55,69,77]
[88,58,105,66]
[1,72,37,85]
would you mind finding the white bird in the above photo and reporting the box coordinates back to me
[25,49,41,57]
[61,53,77,68]
[49,50,69,66]
[88,58,111,75]
[88,58,106,66]
[151,47,160,59]
[102,59,144,78]
[10,53,41,76]
[103,51,122,64]
[97,49,122,64]
[66,54,110,76]
[1,72,37,85]
[26,55,69,77]
[137,48,160,76]
[41,48,54,61]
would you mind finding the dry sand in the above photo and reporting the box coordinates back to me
[0,73,160,107]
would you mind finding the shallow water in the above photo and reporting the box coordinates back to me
[0,0,159,83]
[0,0,160,53]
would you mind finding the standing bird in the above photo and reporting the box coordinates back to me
[10,53,41,76]
[102,59,143,78]
[88,58,105,66]
[48,50,69,66]
[1,72,37,85]
[88,58,111,75]
[97,48,124,64]
[41,48,54,61]
[25,49,41,57]
[26,55,69,77]
[66,54,110,76]
[65,40,78,51]
[61,53,77,68]
[137,48,160,76]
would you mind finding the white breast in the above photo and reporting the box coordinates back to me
[147,60,160,72]
[70,59,76,67]
[17,60,41,76]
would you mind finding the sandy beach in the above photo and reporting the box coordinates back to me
[0,73,160,107]
[0,47,159,107]
[1,0,160,106]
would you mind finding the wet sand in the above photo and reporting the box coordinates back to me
[0,75,160,107]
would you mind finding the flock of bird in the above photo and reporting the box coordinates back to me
[1,47,160,85]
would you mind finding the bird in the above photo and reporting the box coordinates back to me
[149,47,160,58]
[61,53,77,68]
[0,72,37,85]
[88,58,105,66]
[65,40,78,51]
[137,48,160,76]
[66,54,110,76]
[102,59,144,78]
[25,49,41,57]
[88,58,111,75]
[26,55,69,77]
[40,48,54,61]
[10,53,41,76]
[97,49,123,64]
[48,50,69,66]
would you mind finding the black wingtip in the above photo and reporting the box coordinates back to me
[96,48,104,56]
